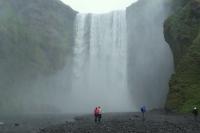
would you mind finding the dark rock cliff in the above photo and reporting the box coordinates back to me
[0,0,77,113]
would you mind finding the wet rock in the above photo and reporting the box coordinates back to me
[37,112,200,133]
[14,123,20,127]
[0,122,4,126]
[134,115,140,118]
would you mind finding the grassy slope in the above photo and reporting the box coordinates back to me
[164,0,200,112]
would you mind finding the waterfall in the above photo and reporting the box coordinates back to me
[65,1,174,113]
[67,10,134,113]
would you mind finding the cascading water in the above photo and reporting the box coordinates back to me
[67,10,134,113]
[65,0,174,113]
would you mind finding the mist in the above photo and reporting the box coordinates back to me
[0,0,75,114]
[127,0,174,110]
[0,0,173,114]
[63,0,173,113]
[64,10,134,113]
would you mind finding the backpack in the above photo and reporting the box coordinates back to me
[95,108,99,114]
[141,106,146,113]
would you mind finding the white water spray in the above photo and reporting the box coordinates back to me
[67,10,133,113]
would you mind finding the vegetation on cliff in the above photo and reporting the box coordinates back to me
[164,0,200,112]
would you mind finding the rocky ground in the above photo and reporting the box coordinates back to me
[0,114,74,133]
[38,112,200,133]
[0,112,199,133]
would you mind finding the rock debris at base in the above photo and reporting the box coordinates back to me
[38,112,200,133]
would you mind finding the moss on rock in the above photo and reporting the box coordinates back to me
[164,0,200,112]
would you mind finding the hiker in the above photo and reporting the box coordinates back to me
[140,106,146,121]
[192,107,198,121]
[94,107,99,123]
[94,106,102,123]
[97,106,102,122]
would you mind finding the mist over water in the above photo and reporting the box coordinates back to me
[66,11,134,113]
[65,0,174,113]
[127,0,174,110]
[0,0,174,114]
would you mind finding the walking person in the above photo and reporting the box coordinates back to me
[140,106,146,121]
[94,106,102,123]
[97,106,102,122]
[192,107,198,121]
[94,107,99,123]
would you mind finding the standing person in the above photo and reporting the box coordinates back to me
[97,106,102,122]
[192,107,198,121]
[140,106,146,121]
[94,107,99,123]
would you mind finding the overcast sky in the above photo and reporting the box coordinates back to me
[60,0,138,13]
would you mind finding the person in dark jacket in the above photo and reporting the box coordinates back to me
[97,106,102,122]
[192,107,198,121]
[140,106,146,121]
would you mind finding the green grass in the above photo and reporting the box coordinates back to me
[165,0,200,112]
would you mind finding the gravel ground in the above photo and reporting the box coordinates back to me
[0,114,74,133]
[38,112,200,133]
[0,112,199,133]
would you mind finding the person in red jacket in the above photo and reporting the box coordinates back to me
[94,107,99,123]
[94,106,102,123]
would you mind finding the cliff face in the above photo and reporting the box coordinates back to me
[0,0,76,113]
[0,0,76,78]
[164,0,200,112]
